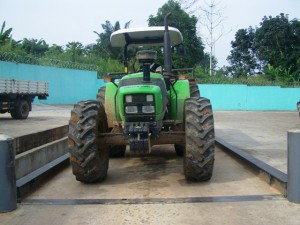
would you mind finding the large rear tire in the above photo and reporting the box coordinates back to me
[189,84,200,98]
[96,86,126,158]
[68,100,109,183]
[175,84,200,156]
[184,97,215,181]
[96,86,105,105]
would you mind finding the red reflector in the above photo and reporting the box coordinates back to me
[188,78,195,85]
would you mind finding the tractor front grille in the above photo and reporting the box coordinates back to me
[124,94,155,121]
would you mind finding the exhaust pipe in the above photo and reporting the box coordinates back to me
[136,50,157,82]
[164,13,172,75]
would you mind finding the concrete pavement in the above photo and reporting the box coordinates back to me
[1,105,298,173]
[2,145,300,225]
[1,105,300,224]
[214,111,300,173]
[0,104,72,137]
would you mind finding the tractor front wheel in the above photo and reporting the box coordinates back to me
[184,97,215,181]
[68,100,109,183]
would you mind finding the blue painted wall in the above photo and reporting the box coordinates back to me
[199,84,300,111]
[0,61,104,104]
[1,61,299,110]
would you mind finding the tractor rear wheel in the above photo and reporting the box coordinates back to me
[189,84,200,98]
[96,86,105,104]
[175,84,200,156]
[183,97,215,181]
[68,100,109,183]
[96,86,126,158]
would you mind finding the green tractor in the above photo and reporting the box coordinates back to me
[68,14,215,183]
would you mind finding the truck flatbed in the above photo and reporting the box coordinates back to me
[0,78,48,95]
[0,78,48,119]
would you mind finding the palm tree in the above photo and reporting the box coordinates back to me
[0,21,13,46]
[66,42,85,62]
[93,20,131,59]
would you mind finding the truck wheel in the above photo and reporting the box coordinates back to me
[184,97,215,181]
[97,86,126,158]
[68,100,109,183]
[10,99,30,119]
[174,84,200,156]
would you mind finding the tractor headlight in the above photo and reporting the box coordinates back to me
[125,95,133,103]
[142,105,155,113]
[146,94,153,102]
[125,106,138,114]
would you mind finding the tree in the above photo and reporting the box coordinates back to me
[94,20,131,60]
[44,44,64,58]
[0,21,12,45]
[148,0,205,69]
[20,38,49,57]
[227,14,300,82]
[199,52,217,72]
[254,14,300,73]
[178,0,230,75]
[227,27,258,76]
[0,21,13,51]
[198,0,229,75]
[65,42,85,62]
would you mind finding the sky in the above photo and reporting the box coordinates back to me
[0,0,299,67]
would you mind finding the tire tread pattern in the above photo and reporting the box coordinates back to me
[68,100,109,183]
[184,97,215,181]
[175,84,200,156]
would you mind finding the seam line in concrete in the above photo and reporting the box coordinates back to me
[21,195,285,205]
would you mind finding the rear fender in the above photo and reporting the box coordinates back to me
[170,80,190,120]
[104,82,119,127]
